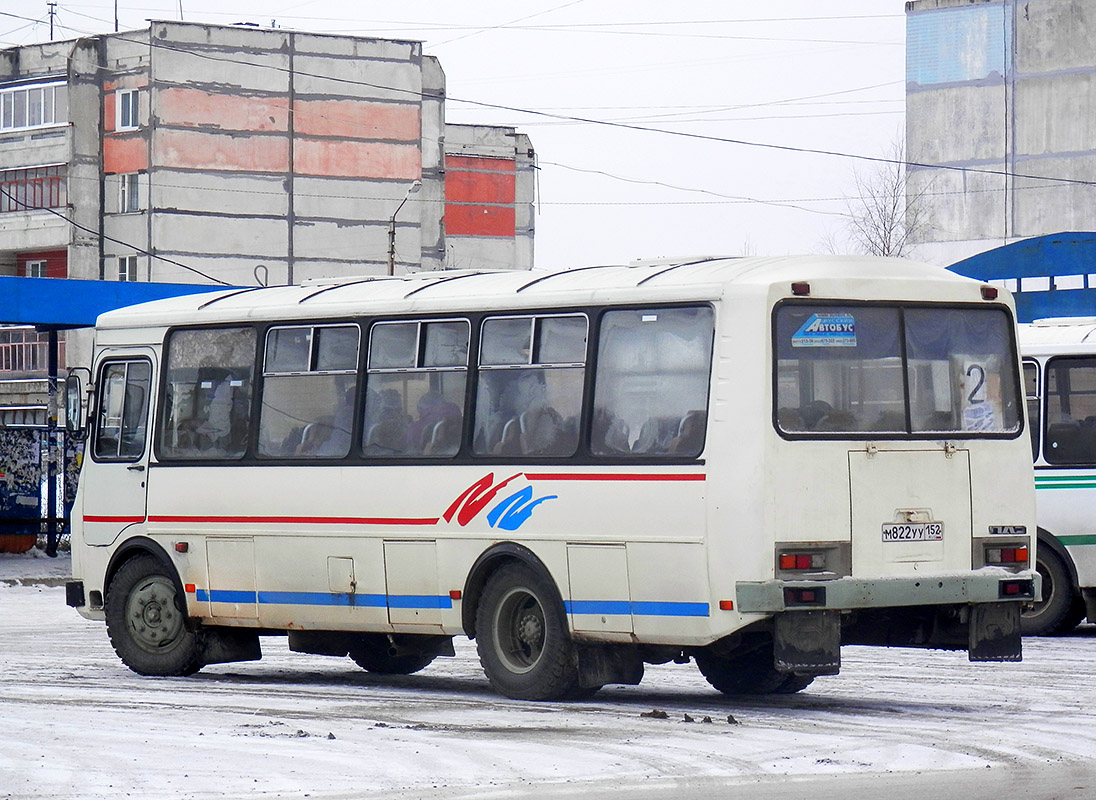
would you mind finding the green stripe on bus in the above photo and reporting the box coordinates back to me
[1057,535,1096,546]
[1036,482,1096,490]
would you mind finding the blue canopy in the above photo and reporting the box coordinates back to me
[949,232,1096,323]
[0,276,231,330]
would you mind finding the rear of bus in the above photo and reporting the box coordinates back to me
[712,266,1037,689]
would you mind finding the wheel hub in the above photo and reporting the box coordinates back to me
[127,579,182,652]
[517,613,543,649]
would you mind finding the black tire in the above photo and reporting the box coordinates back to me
[105,554,203,676]
[347,634,437,675]
[475,562,580,701]
[773,673,815,694]
[695,636,808,696]
[1021,544,1086,636]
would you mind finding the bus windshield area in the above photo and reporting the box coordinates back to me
[775,304,1022,437]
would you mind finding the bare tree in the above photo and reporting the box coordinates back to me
[843,139,929,258]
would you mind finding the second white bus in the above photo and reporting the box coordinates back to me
[66,256,1037,700]
[1020,317,1096,635]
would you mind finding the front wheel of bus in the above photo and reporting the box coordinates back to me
[105,554,204,676]
[476,562,580,701]
[1021,546,1086,636]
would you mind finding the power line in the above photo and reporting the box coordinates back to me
[119,35,1095,191]
[0,185,231,285]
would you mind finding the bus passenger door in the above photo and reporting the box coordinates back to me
[82,354,154,546]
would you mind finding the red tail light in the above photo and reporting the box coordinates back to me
[985,546,1029,565]
[779,552,826,571]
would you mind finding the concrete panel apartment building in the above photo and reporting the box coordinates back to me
[0,21,535,400]
[906,0,1096,267]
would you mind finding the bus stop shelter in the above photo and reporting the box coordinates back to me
[0,276,229,554]
[949,231,1096,323]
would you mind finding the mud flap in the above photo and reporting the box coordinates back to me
[774,609,841,675]
[969,602,1022,662]
[576,643,644,689]
[201,627,262,666]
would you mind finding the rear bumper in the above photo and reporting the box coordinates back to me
[735,569,1039,614]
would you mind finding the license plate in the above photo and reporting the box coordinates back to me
[882,522,943,542]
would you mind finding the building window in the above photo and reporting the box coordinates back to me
[119,173,141,213]
[25,260,47,278]
[0,82,67,133]
[118,255,139,282]
[116,89,139,130]
[0,165,66,213]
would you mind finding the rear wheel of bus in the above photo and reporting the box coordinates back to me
[694,634,814,695]
[105,554,204,676]
[475,562,584,701]
[1021,544,1086,636]
[347,634,437,675]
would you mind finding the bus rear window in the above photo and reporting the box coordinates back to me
[775,304,1021,437]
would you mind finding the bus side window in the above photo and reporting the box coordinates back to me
[472,314,586,458]
[364,319,469,458]
[258,324,359,459]
[1044,356,1096,465]
[159,327,256,460]
[1023,360,1039,462]
[591,306,713,458]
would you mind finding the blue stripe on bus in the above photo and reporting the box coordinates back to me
[258,591,387,607]
[195,589,450,610]
[565,600,710,618]
[386,594,453,610]
[196,589,257,604]
[194,591,706,617]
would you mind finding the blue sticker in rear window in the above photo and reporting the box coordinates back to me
[791,314,857,348]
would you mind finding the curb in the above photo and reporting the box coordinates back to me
[0,577,70,588]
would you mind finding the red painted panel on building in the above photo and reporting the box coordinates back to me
[294,99,419,141]
[445,204,516,238]
[103,91,116,133]
[294,138,420,180]
[157,88,290,133]
[103,136,148,174]
[158,129,290,173]
[17,250,67,278]
[446,169,515,205]
[446,155,516,174]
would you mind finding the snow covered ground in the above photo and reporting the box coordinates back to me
[1,550,1094,800]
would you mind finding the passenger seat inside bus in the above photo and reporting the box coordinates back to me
[1047,420,1083,461]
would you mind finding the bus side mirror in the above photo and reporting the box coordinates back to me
[65,369,89,437]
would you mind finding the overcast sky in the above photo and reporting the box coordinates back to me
[1,1,907,269]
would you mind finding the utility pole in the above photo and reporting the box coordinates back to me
[47,2,56,39]
[387,181,421,276]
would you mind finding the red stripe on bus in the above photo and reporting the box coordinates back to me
[83,515,146,523]
[147,515,440,526]
[523,473,706,482]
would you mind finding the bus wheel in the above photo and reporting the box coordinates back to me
[347,634,436,675]
[774,673,815,694]
[105,554,203,677]
[476,562,580,701]
[695,638,803,695]
[1021,546,1086,636]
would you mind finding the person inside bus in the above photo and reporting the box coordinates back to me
[407,390,462,455]
[187,367,240,456]
[363,388,412,455]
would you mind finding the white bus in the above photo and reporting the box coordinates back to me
[65,256,1037,701]
[1019,317,1096,635]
